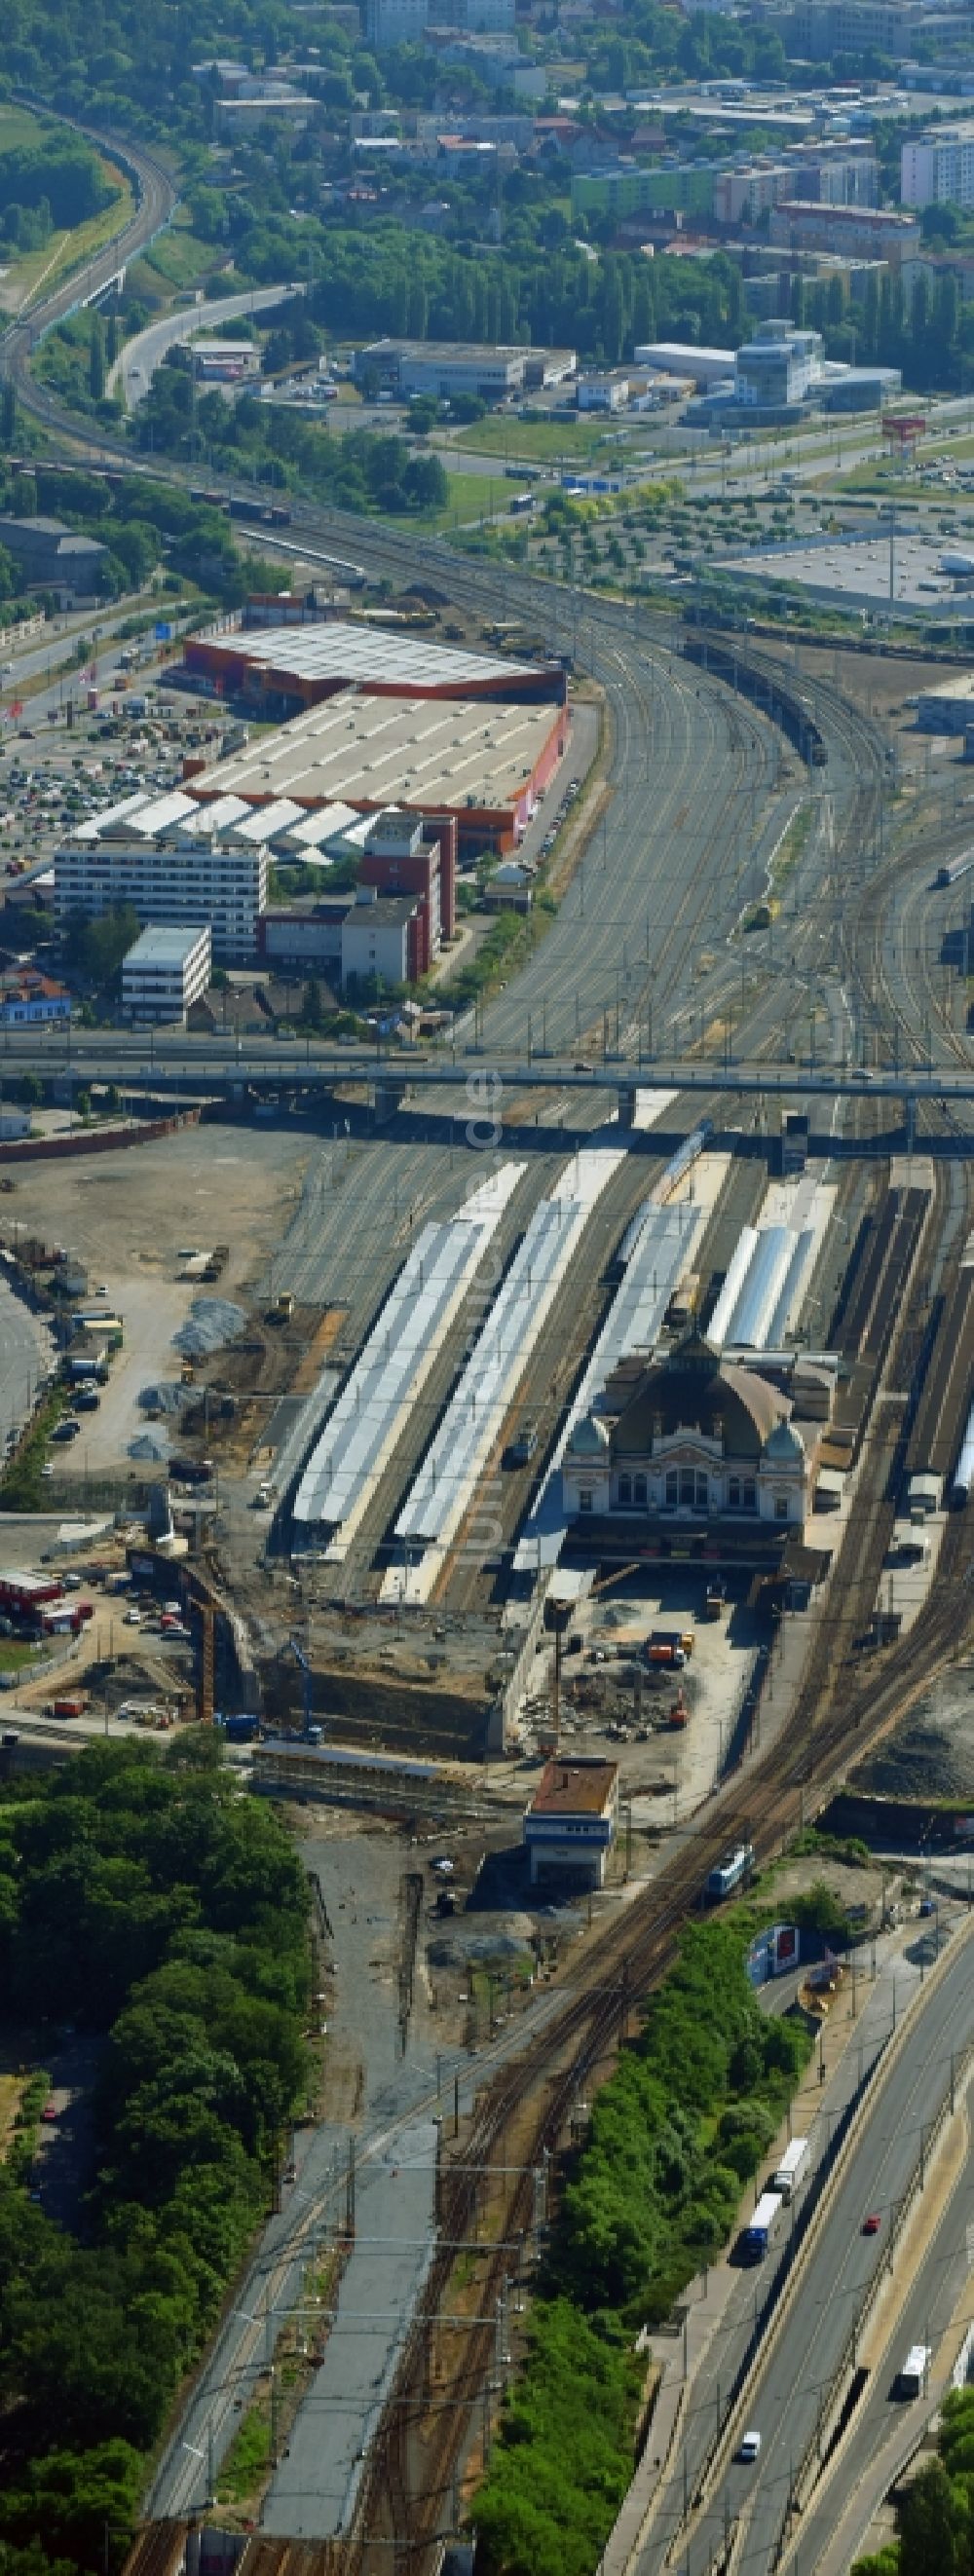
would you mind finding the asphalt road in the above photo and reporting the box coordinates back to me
[639,1918,974,2576]
[110,284,303,412]
[794,2077,974,2575]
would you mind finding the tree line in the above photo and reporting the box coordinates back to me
[470,1914,813,2576]
[0,1736,312,2576]
[791,266,974,394]
[853,2391,974,2576]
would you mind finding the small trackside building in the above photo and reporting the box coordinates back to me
[523,1756,618,1888]
[122,923,212,1024]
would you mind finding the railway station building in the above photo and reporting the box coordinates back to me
[561,1334,818,1562]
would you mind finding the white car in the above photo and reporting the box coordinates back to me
[738,2432,761,2463]
[123,1608,142,1626]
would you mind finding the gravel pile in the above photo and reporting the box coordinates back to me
[138,1383,186,1416]
[130,1432,169,1462]
[173,1297,246,1360]
[853,1701,974,1802]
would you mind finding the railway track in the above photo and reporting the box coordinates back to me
[53,247,974,2576]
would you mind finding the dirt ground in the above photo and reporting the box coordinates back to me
[850,1659,974,1802]
[8,1122,310,1289]
[772,640,958,724]
[7,1123,313,1475]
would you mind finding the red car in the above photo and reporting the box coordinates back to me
[863,2212,881,2235]
[41,2104,57,2123]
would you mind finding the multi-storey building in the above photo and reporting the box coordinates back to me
[735,318,824,407]
[55,821,267,963]
[902,123,974,210]
[121,924,212,1024]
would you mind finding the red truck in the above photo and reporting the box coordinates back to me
[49,1693,88,1720]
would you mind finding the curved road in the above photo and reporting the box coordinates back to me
[109,283,304,411]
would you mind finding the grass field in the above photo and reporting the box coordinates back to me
[0,106,48,152]
[451,414,627,467]
[0,1641,39,1673]
[141,223,228,292]
[381,468,512,534]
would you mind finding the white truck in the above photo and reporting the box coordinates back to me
[772,2138,810,2203]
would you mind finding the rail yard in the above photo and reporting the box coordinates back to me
[6,210,974,2576]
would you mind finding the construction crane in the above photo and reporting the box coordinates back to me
[541,1563,641,1755]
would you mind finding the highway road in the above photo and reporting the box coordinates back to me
[638,1917,974,2576]
[109,284,304,412]
[796,2104,974,2576]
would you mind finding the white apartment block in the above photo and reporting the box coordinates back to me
[56,825,268,963]
[902,126,974,211]
[122,923,212,1024]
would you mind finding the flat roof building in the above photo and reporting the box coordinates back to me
[768,203,920,261]
[902,122,974,210]
[917,672,974,731]
[182,339,261,379]
[187,690,571,854]
[523,1757,618,1888]
[735,320,823,409]
[635,341,736,386]
[183,617,567,714]
[352,338,575,399]
[341,889,422,989]
[710,528,968,623]
[122,923,212,1024]
[56,821,268,962]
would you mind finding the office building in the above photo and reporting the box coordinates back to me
[735,319,824,408]
[790,0,927,56]
[122,924,212,1024]
[56,812,268,963]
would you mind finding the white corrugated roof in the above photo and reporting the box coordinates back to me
[207,617,539,690]
[293,1164,525,1552]
[395,1153,623,1552]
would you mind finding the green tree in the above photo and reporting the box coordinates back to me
[89,320,105,405]
[61,904,142,989]
[899,2460,961,2576]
